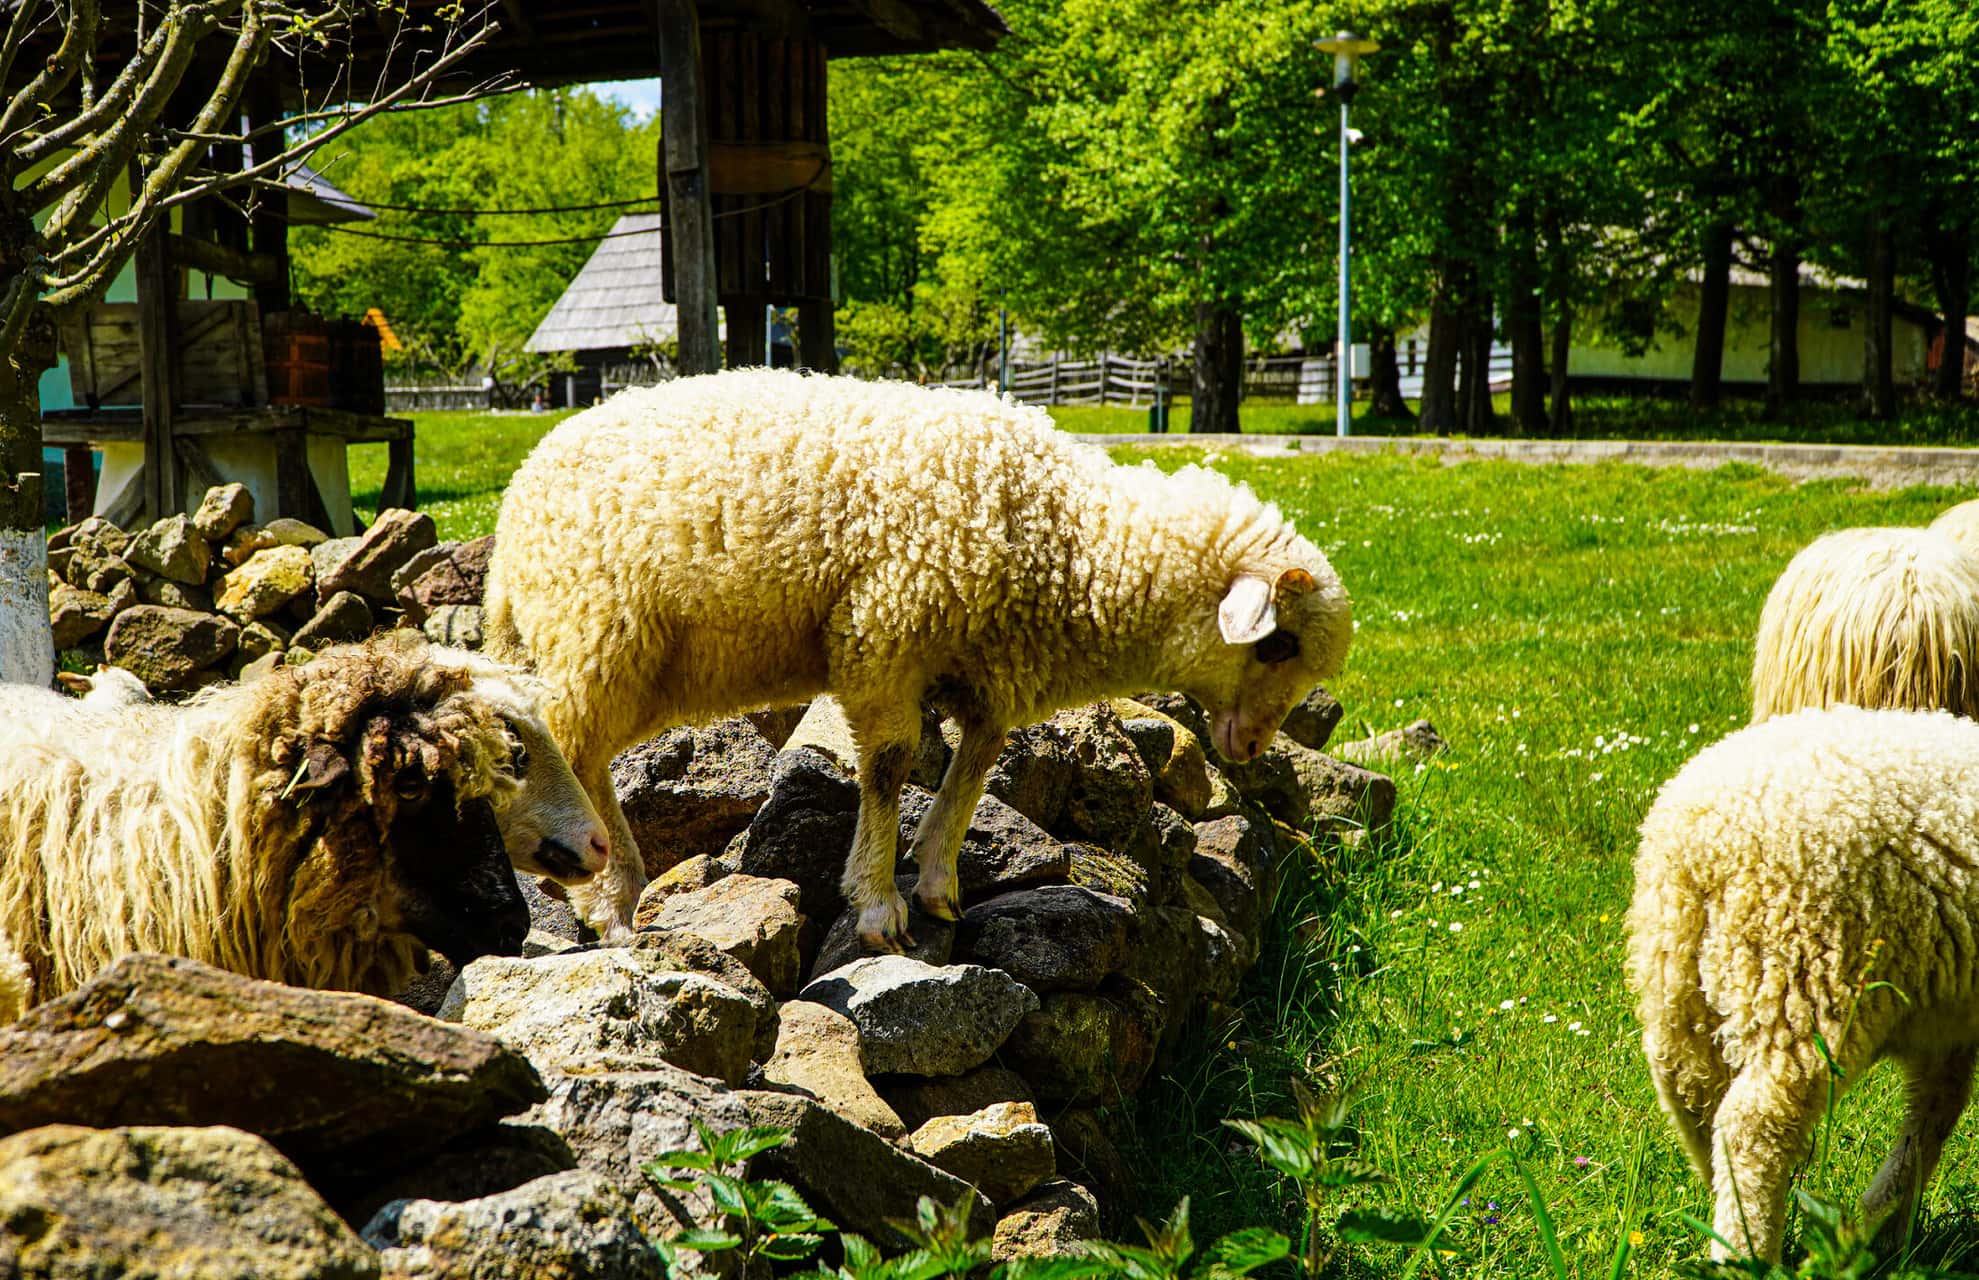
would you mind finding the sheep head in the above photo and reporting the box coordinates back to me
[1193,557,1353,764]
[252,643,531,994]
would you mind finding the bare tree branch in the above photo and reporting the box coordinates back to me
[0,0,58,111]
[0,0,98,142]
[12,15,174,168]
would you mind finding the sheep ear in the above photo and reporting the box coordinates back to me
[291,742,351,794]
[1276,567,1317,597]
[1219,574,1277,645]
[55,672,90,694]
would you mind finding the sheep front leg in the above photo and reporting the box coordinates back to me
[907,719,1006,923]
[565,756,646,941]
[843,708,922,953]
[1864,1046,1977,1252]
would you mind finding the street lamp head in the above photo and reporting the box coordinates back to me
[1316,31,1380,95]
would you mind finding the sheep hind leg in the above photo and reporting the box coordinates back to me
[842,706,922,953]
[1863,1046,1977,1254]
[1646,1045,1720,1189]
[907,718,1007,923]
[1709,1060,1823,1262]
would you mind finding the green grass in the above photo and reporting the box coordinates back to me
[368,407,1979,1274]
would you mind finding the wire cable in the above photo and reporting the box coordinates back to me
[306,185,812,246]
[337,193,661,216]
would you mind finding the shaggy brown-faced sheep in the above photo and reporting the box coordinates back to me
[485,369,1353,949]
[0,638,533,1019]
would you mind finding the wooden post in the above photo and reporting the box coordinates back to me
[658,0,720,375]
[724,300,768,367]
[62,445,95,522]
[797,300,836,373]
[248,79,290,318]
[134,220,179,523]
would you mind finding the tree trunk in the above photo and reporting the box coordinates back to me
[1926,214,1972,402]
[1190,300,1243,434]
[0,309,55,686]
[1690,220,1733,410]
[1459,293,1495,434]
[1367,329,1413,420]
[1549,304,1573,437]
[1507,278,1545,437]
[1863,214,1896,420]
[1419,287,1462,435]
[1764,239,1801,417]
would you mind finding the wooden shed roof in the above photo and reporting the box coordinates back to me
[525,213,702,353]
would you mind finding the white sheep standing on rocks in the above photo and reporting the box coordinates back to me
[485,369,1354,947]
[1749,526,1979,724]
[1630,704,1979,1261]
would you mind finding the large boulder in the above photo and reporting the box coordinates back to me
[958,886,1136,993]
[907,1101,1056,1206]
[1051,702,1154,851]
[318,508,438,603]
[103,604,238,689]
[758,1000,906,1141]
[439,948,763,1086]
[124,514,211,585]
[0,954,543,1183]
[613,719,778,878]
[0,1124,377,1280]
[800,956,1037,1077]
[363,1169,662,1280]
[634,874,802,996]
[727,748,859,922]
[983,720,1076,831]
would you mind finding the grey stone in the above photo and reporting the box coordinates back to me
[1051,702,1154,850]
[103,604,239,690]
[1001,984,1163,1106]
[959,886,1136,993]
[0,954,543,1185]
[264,517,330,548]
[125,514,211,585]
[439,948,763,1086]
[319,508,437,602]
[759,1000,906,1140]
[136,573,213,612]
[808,884,957,981]
[422,604,484,649]
[1281,686,1345,751]
[1114,698,1214,820]
[882,1064,1035,1134]
[389,544,455,598]
[1290,750,1398,836]
[394,539,493,625]
[623,929,780,1063]
[993,1179,1102,1260]
[613,718,778,879]
[363,1169,662,1280]
[1190,813,1273,940]
[729,748,860,922]
[633,874,802,996]
[191,482,255,540]
[1334,718,1449,765]
[338,1122,576,1229]
[800,955,1037,1077]
[293,591,375,651]
[897,789,1074,899]
[984,720,1076,830]
[908,1101,1056,1206]
[0,1124,377,1280]
[312,535,362,583]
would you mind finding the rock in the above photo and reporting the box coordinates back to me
[897,789,1073,899]
[1113,698,1213,819]
[439,948,762,1086]
[389,545,455,598]
[1288,750,1398,836]
[49,581,119,648]
[908,1101,1056,1206]
[319,508,437,602]
[0,954,544,1183]
[729,748,860,922]
[265,517,331,548]
[1066,844,1153,917]
[1281,686,1345,751]
[779,694,861,769]
[312,534,362,582]
[191,482,255,540]
[522,1066,751,1240]
[800,956,1037,1077]
[1118,902,1207,1038]
[124,514,211,585]
[984,720,1076,830]
[66,542,134,595]
[1052,702,1154,850]
[958,886,1136,993]
[216,544,315,621]
[1049,1110,1134,1219]
[103,605,239,690]
[221,523,280,566]
[759,1000,906,1141]
[294,591,375,651]
[0,1124,377,1280]
[613,719,777,878]
[1190,813,1273,940]
[1334,718,1449,765]
[993,1178,1102,1260]
[521,875,581,944]
[394,536,495,624]
[66,516,129,557]
[633,874,802,996]
[808,886,956,980]
[236,617,293,665]
[137,572,213,612]
[1133,692,1213,754]
[364,1169,662,1280]
[1001,985,1162,1105]
[422,604,484,649]
[743,704,807,748]
[237,650,287,684]
[882,1064,1034,1134]
[339,1122,577,1230]
[630,854,728,919]
[739,1088,995,1238]
[624,930,780,1062]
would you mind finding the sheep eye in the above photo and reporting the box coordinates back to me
[1254,630,1301,665]
[395,772,430,803]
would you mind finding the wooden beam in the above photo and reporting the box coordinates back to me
[166,234,285,289]
[658,0,721,375]
[798,299,837,373]
[497,0,536,39]
[247,78,291,316]
[724,299,768,367]
[133,218,179,523]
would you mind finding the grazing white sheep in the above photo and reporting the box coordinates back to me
[1749,526,1979,724]
[1930,498,1979,558]
[486,369,1353,947]
[1630,705,1979,1261]
[0,638,536,1020]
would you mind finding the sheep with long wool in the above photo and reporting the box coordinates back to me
[1749,525,1979,724]
[485,368,1354,947]
[1630,704,1979,1260]
[1930,497,1979,557]
[0,637,538,1020]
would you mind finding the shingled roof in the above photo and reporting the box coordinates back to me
[526,214,719,354]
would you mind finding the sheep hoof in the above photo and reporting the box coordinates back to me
[914,887,963,923]
[857,898,915,953]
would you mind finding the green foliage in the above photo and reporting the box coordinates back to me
[642,1122,835,1269]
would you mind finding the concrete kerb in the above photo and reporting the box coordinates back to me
[1082,433,1979,491]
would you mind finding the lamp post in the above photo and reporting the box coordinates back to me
[1316,31,1378,437]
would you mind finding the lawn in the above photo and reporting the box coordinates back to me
[361,408,1979,1275]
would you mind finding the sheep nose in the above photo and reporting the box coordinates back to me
[1246,738,1260,760]
[588,830,611,868]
